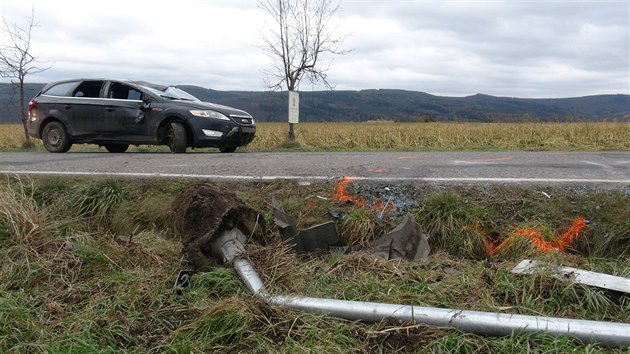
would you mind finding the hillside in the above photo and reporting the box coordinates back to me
[1,83,628,123]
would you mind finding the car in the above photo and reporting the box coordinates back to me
[26,79,256,153]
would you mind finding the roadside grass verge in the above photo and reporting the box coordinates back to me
[0,177,629,352]
[1,121,629,152]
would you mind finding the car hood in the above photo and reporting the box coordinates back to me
[172,100,252,117]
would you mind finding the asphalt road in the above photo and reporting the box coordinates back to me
[0,151,629,186]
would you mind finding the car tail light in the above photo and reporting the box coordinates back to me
[28,99,36,111]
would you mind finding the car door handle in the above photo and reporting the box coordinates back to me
[64,104,72,109]
[105,107,115,112]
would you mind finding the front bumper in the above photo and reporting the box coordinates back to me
[192,124,256,148]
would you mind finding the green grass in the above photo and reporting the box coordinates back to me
[0,177,629,352]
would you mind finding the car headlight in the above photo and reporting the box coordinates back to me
[190,110,230,120]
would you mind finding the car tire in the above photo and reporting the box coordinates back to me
[219,146,237,153]
[104,144,129,153]
[167,122,187,153]
[42,121,72,153]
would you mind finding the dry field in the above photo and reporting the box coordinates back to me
[1,122,629,151]
[251,122,630,151]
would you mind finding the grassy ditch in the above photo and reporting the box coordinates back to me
[2,122,630,152]
[0,176,629,352]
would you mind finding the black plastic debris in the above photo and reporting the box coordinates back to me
[272,196,340,253]
[273,197,429,261]
[368,214,430,261]
[272,196,299,239]
[328,209,348,220]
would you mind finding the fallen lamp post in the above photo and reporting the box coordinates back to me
[210,227,630,348]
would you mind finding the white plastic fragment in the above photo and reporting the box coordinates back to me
[512,259,630,294]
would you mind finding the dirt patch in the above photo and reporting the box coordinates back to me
[172,182,266,270]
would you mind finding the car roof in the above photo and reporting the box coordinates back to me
[129,81,169,91]
[45,78,171,91]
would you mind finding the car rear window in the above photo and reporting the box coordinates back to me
[43,81,79,96]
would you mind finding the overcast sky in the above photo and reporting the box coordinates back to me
[1,0,628,98]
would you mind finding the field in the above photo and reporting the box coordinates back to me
[252,122,630,151]
[1,122,629,151]
[0,121,629,352]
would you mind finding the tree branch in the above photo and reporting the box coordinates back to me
[0,5,52,141]
[259,0,350,92]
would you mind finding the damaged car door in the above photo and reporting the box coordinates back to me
[103,81,152,142]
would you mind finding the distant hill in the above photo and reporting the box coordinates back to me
[1,83,628,123]
[0,83,43,123]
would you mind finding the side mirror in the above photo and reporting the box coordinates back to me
[140,95,151,110]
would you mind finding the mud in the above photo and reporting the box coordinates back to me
[172,182,266,270]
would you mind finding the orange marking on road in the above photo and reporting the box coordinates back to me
[396,156,417,160]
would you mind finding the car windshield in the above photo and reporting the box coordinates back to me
[141,85,200,102]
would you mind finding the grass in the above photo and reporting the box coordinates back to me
[1,121,629,152]
[0,177,629,352]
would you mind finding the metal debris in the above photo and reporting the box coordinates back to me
[173,270,195,294]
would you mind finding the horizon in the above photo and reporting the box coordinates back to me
[5,81,628,100]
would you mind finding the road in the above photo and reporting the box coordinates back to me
[1,151,629,186]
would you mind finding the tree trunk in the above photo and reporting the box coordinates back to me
[19,80,30,142]
[288,122,295,141]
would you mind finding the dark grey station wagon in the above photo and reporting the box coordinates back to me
[27,79,256,153]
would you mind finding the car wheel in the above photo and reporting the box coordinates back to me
[167,122,187,153]
[42,121,72,153]
[104,144,129,153]
[219,146,237,153]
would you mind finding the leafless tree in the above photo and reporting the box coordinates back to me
[0,6,51,143]
[260,0,350,140]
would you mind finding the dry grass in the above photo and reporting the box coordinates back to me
[0,124,33,150]
[0,176,57,263]
[1,122,629,152]
[250,122,630,151]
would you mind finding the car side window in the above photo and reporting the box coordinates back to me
[43,81,79,97]
[72,81,104,98]
[108,83,142,101]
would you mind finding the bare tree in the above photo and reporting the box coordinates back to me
[0,6,51,143]
[260,0,350,141]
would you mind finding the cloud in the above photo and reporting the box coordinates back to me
[1,0,627,97]
[336,0,628,97]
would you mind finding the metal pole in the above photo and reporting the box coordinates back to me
[218,233,630,347]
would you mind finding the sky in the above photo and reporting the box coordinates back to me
[0,0,628,98]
